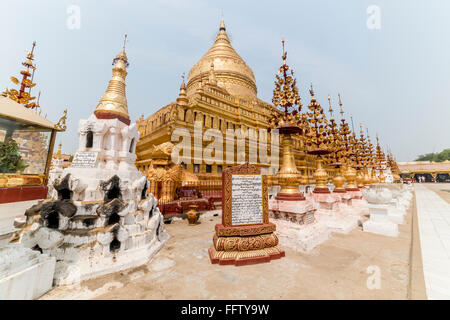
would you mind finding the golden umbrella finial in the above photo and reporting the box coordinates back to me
[328,95,333,116]
[122,34,129,52]
[219,15,226,30]
[338,93,344,116]
[309,83,315,97]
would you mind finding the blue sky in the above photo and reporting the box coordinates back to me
[1,0,449,161]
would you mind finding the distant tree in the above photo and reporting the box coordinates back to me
[415,148,450,162]
[415,152,436,161]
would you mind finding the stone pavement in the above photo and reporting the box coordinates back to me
[415,184,450,299]
[42,204,417,300]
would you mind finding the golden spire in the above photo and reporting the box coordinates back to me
[176,73,189,106]
[57,143,62,157]
[338,93,344,116]
[7,41,39,109]
[94,35,130,125]
[328,95,333,117]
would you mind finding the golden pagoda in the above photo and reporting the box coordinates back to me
[135,21,316,180]
[94,35,130,125]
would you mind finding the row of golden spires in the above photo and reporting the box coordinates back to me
[269,40,401,196]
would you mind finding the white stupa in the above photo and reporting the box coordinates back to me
[6,40,169,288]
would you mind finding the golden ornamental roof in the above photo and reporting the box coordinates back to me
[186,19,257,98]
[94,36,130,124]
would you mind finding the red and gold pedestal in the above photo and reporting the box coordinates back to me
[209,223,285,266]
[209,163,285,266]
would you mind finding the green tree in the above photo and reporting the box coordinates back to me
[415,148,450,162]
[0,137,28,173]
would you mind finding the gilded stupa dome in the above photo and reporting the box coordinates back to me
[186,19,257,98]
[94,43,130,125]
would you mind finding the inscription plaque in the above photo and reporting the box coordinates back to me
[231,175,263,226]
[209,163,285,266]
[71,151,99,168]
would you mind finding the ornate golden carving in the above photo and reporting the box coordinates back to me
[54,109,67,132]
[214,233,278,252]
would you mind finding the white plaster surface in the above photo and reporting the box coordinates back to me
[0,246,55,300]
[0,200,39,237]
[274,219,331,253]
[415,184,450,300]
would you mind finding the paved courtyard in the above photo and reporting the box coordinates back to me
[43,199,423,300]
[415,183,450,299]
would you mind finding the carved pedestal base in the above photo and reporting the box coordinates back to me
[311,193,340,211]
[269,199,315,225]
[209,223,285,266]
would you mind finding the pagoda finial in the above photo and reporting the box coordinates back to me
[350,114,355,133]
[219,16,226,31]
[309,83,315,97]
[328,95,333,117]
[180,72,186,89]
[338,93,344,116]
[177,72,189,106]
[123,34,128,49]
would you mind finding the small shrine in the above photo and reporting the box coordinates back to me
[0,42,66,204]
[7,38,169,288]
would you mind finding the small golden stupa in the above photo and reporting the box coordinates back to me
[94,35,130,125]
